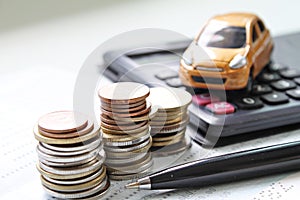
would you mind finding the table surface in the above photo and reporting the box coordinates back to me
[1,1,300,199]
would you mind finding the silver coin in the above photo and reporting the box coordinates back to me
[42,166,104,185]
[108,158,153,175]
[41,138,101,152]
[105,152,149,165]
[42,177,109,199]
[37,146,100,163]
[38,141,103,157]
[39,154,98,167]
[40,167,107,192]
[104,137,151,153]
[38,155,105,175]
[108,167,152,180]
[103,132,150,147]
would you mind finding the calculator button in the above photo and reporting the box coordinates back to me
[235,97,264,109]
[192,93,220,106]
[165,78,183,87]
[268,63,288,72]
[251,84,273,95]
[270,80,296,91]
[155,70,178,80]
[279,69,300,79]
[260,93,289,105]
[286,89,300,100]
[257,72,281,82]
[205,102,235,114]
[294,78,300,85]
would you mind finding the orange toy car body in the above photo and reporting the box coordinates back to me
[179,12,274,90]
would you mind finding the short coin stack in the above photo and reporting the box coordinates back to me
[34,111,109,199]
[98,82,153,180]
[148,87,192,156]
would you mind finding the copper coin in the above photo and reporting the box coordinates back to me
[39,119,94,139]
[101,100,146,113]
[101,99,146,109]
[34,125,100,144]
[148,87,192,111]
[98,82,150,104]
[38,111,88,133]
[101,102,151,118]
[101,120,147,131]
[100,114,138,125]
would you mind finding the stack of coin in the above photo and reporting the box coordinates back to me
[148,87,192,156]
[98,82,154,180]
[33,111,109,199]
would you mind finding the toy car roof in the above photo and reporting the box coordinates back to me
[210,12,259,27]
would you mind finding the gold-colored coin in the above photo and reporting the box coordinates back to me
[101,123,149,135]
[151,115,190,134]
[108,157,153,175]
[151,137,192,156]
[42,177,109,199]
[152,128,186,142]
[101,120,147,131]
[98,82,150,104]
[37,162,102,180]
[100,114,137,125]
[150,115,187,126]
[40,167,107,192]
[34,125,100,144]
[153,111,186,120]
[108,167,152,181]
[102,128,150,142]
[38,111,88,133]
[151,134,184,147]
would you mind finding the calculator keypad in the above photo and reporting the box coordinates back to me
[155,63,300,115]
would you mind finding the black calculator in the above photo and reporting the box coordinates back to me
[103,32,300,142]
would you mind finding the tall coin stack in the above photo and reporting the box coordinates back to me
[148,87,192,156]
[34,111,109,199]
[98,82,153,180]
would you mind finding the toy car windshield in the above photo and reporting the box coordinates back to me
[197,23,246,49]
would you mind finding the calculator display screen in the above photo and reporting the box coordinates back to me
[128,50,183,65]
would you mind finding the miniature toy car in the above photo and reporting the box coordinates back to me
[179,12,274,91]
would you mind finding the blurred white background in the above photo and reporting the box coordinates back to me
[0,0,299,73]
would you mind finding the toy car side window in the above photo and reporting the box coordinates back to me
[257,20,265,33]
[252,24,259,43]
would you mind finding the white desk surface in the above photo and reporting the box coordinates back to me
[1,0,300,199]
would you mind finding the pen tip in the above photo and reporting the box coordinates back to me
[125,182,140,189]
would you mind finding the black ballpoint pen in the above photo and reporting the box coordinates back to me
[126,141,300,190]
